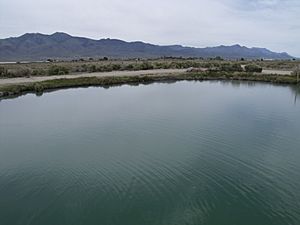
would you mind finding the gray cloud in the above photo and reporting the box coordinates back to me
[0,0,299,56]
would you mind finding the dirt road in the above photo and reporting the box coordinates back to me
[262,69,292,75]
[0,68,294,87]
[0,69,187,86]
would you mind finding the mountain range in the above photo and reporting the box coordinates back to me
[0,32,294,61]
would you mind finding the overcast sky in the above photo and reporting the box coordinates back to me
[1,0,299,56]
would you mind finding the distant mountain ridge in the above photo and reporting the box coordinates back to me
[0,32,294,61]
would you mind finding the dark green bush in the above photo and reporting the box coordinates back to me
[112,64,121,70]
[48,65,69,75]
[34,83,44,93]
[32,69,47,76]
[88,65,97,73]
[124,64,134,70]
[0,67,8,77]
[138,62,154,70]
[99,65,113,72]
[245,64,263,73]
[220,63,243,72]
[169,62,182,69]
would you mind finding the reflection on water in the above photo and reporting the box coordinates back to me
[289,85,300,104]
[220,80,300,105]
[0,81,300,225]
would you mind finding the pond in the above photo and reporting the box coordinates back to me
[0,81,300,225]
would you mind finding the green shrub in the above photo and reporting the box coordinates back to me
[88,65,97,73]
[161,63,171,69]
[112,64,121,70]
[138,62,154,70]
[98,65,112,72]
[0,66,8,77]
[32,69,46,76]
[15,69,31,77]
[124,64,134,70]
[169,62,182,69]
[76,64,89,72]
[48,65,69,75]
[34,83,44,93]
[220,63,243,72]
[245,64,263,73]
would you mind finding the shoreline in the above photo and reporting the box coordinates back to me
[0,71,299,100]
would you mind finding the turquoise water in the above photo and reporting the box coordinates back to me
[0,81,300,225]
